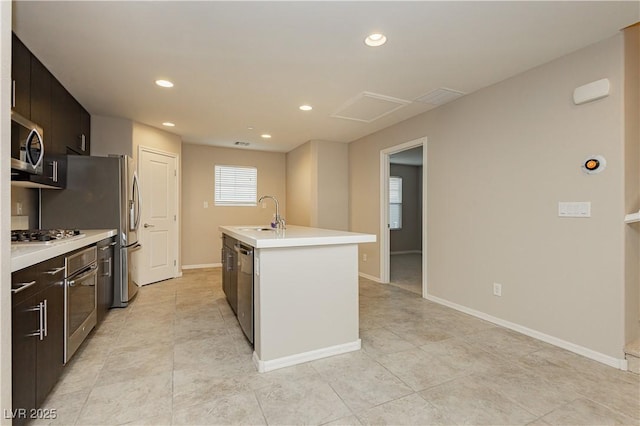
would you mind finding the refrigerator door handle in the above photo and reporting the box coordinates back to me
[131,171,141,232]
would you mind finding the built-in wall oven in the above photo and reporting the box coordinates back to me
[64,246,97,363]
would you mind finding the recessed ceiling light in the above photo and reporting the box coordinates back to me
[162,122,175,127]
[261,134,272,139]
[299,105,313,111]
[155,79,174,88]
[364,33,387,47]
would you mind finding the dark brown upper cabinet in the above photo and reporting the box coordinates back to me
[11,33,31,119]
[30,55,52,146]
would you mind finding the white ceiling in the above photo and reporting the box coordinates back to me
[12,1,639,153]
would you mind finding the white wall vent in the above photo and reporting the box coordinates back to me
[234,141,250,147]
[414,88,465,106]
[331,92,410,123]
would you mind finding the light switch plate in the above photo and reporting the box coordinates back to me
[558,201,591,217]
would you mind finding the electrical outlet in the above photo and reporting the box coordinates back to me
[362,253,368,262]
[16,202,22,215]
[493,283,502,297]
[203,201,209,209]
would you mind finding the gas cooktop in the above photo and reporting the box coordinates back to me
[11,229,85,245]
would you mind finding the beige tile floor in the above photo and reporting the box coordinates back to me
[33,268,639,426]
[389,253,422,295]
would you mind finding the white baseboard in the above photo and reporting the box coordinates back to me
[425,294,628,371]
[252,340,361,373]
[390,250,422,255]
[181,263,221,270]
[359,272,383,283]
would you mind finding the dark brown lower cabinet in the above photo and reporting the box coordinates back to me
[11,256,65,426]
[11,296,38,426]
[35,282,65,406]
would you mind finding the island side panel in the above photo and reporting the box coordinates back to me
[254,244,359,362]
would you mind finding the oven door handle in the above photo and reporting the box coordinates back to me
[67,264,97,287]
[45,266,66,275]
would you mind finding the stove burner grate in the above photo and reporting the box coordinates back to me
[11,229,82,243]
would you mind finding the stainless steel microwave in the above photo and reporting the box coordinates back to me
[11,111,44,175]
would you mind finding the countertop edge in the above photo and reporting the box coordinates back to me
[11,229,118,272]
[220,225,376,249]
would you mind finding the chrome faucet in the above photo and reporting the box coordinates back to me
[259,195,286,230]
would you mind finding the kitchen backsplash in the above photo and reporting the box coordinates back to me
[11,186,39,230]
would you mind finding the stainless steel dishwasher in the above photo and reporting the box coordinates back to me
[236,243,254,344]
[222,235,238,314]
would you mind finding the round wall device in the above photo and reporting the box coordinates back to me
[582,155,606,174]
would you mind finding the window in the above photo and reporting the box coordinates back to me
[214,165,257,206]
[389,176,402,230]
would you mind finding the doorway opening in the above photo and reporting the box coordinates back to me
[380,138,426,296]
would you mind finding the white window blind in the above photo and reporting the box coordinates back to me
[214,165,257,206]
[389,176,402,230]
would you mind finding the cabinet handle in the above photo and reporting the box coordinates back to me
[11,80,15,108]
[45,266,66,275]
[99,241,116,251]
[11,281,36,294]
[52,160,58,183]
[26,302,45,340]
[101,258,112,277]
[81,134,86,152]
[43,299,48,338]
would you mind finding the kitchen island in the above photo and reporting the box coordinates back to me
[220,225,376,372]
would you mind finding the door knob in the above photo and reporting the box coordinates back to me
[144,223,154,228]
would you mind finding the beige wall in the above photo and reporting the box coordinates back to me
[10,186,38,229]
[350,35,627,359]
[1,0,12,418]
[624,23,640,344]
[286,140,349,231]
[181,143,286,267]
[90,115,133,157]
[315,141,349,231]
[132,122,182,161]
[286,142,312,227]
[390,164,422,253]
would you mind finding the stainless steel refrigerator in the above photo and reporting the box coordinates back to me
[40,155,141,307]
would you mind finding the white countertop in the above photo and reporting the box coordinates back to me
[219,225,376,248]
[11,229,117,272]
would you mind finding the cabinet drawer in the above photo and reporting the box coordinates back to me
[67,246,97,277]
[12,255,65,304]
[38,255,66,288]
[12,267,39,305]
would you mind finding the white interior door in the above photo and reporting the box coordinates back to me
[137,148,178,286]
